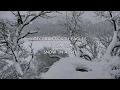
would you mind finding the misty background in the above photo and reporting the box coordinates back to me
[0,11,107,37]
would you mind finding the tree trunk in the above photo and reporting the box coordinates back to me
[74,44,82,58]
[14,62,23,76]
[13,51,24,77]
[103,30,119,59]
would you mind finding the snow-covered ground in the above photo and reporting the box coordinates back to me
[41,57,120,79]
[22,38,120,79]
[0,38,119,79]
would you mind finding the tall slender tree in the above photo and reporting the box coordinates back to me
[61,11,87,57]
[0,11,55,78]
[95,11,120,60]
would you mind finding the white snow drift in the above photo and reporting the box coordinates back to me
[41,57,120,79]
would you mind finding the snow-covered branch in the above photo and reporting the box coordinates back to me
[21,11,53,30]
[17,30,39,42]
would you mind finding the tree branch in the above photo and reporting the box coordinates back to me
[17,30,38,42]
[11,11,17,16]
[109,11,117,31]
[21,11,52,30]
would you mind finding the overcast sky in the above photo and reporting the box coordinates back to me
[0,11,103,23]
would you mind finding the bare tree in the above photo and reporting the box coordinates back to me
[0,11,55,78]
[83,37,99,59]
[94,11,120,59]
[61,11,88,57]
[97,25,113,49]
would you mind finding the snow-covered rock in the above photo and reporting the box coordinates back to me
[41,57,120,79]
